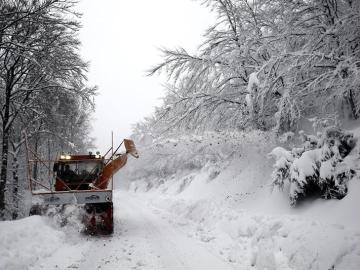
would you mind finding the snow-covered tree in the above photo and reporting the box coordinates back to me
[269,127,358,206]
[0,0,96,219]
[146,0,360,137]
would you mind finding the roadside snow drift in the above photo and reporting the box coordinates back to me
[0,216,66,270]
[127,130,360,269]
[0,209,89,270]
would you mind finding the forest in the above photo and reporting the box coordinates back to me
[0,0,95,220]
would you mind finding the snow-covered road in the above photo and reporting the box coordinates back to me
[29,191,236,270]
[2,186,360,270]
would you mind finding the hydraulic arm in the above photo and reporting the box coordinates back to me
[92,139,139,190]
[92,154,127,189]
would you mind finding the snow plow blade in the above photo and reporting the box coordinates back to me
[31,190,112,205]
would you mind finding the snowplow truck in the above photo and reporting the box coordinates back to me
[29,139,139,234]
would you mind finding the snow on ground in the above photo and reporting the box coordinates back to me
[0,191,238,270]
[1,183,360,270]
[126,129,360,269]
[129,171,360,270]
[0,215,88,270]
[1,129,360,269]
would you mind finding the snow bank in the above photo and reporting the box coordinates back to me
[0,216,65,270]
[128,129,360,269]
[130,185,360,270]
[0,209,88,270]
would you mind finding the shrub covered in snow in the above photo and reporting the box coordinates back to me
[269,127,358,206]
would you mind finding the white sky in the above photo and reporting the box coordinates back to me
[77,0,216,152]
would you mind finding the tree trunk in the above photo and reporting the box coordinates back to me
[10,139,21,220]
[32,137,39,184]
[347,89,358,119]
[11,154,19,220]
[0,81,12,218]
[0,131,9,218]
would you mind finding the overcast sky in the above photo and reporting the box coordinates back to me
[77,0,216,152]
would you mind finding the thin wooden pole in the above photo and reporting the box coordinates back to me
[111,131,114,190]
[48,139,52,192]
[24,132,33,193]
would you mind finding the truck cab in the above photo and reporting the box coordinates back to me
[53,154,104,191]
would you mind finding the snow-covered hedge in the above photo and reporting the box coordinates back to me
[269,127,359,206]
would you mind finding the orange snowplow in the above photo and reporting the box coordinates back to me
[26,138,139,234]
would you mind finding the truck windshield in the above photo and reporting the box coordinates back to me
[58,160,102,182]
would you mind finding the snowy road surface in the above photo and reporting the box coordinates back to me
[2,187,360,270]
[29,191,236,270]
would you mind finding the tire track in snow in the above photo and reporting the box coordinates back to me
[74,190,235,270]
[114,190,236,270]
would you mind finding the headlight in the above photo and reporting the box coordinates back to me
[65,155,71,160]
[95,154,101,159]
